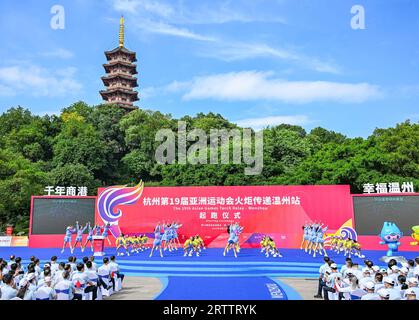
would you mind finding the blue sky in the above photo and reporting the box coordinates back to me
[0,0,418,137]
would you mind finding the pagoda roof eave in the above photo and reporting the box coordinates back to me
[105,47,137,62]
[100,89,139,97]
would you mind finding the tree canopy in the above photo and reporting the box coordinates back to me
[0,103,417,233]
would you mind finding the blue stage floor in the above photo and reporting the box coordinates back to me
[1,247,417,300]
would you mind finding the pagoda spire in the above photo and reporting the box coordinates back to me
[100,16,139,111]
[119,15,125,48]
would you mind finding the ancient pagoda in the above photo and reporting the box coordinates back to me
[100,16,139,110]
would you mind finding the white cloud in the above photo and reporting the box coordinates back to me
[112,0,285,24]
[235,115,310,130]
[140,20,216,41]
[166,71,382,103]
[112,0,143,14]
[41,48,74,59]
[0,64,82,97]
[200,42,341,74]
[111,1,338,73]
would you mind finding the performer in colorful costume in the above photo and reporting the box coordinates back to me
[82,222,95,252]
[150,223,163,258]
[116,233,127,256]
[61,225,75,253]
[73,221,88,253]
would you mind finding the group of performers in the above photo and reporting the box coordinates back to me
[115,234,149,256]
[149,222,183,258]
[183,235,206,257]
[329,235,365,258]
[62,220,358,260]
[260,235,282,258]
[300,222,328,258]
[299,222,365,259]
[61,221,111,254]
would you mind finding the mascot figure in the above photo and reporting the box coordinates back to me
[379,221,403,257]
[410,226,419,246]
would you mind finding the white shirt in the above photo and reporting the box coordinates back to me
[34,285,56,300]
[84,269,98,285]
[0,284,17,300]
[326,272,342,287]
[71,271,89,295]
[108,261,120,273]
[361,292,380,300]
[387,287,402,300]
[24,283,37,300]
[55,279,74,300]
[319,263,330,280]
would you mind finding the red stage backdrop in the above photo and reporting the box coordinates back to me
[95,184,354,248]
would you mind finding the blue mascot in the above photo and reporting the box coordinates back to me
[379,221,403,257]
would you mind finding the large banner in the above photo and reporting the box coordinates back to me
[96,184,354,248]
[353,194,419,252]
[28,196,96,247]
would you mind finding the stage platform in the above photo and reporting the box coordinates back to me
[0,247,417,300]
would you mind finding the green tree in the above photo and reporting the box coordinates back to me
[49,163,100,194]
[52,111,107,174]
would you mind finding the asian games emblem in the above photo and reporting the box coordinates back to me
[97,181,144,238]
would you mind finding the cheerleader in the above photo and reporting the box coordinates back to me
[192,236,202,256]
[261,236,282,258]
[72,221,88,253]
[300,223,310,250]
[183,236,195,257]
[304,224,315,253]
[171,222,182,250]
[116,233,127,256]
[352,240,365,258]
[161,223,170,252]
[306,224,318,254]
[312,225,328,258]
[102,223,112,245]
[82,222,95,252]
[260,235,269,253]
[150,223,164,258]
[165,224,175,252]
[130,235,140,253]
[140,234,149,251]
[343,238,354,258]
[61,225,75,254]
[268,237,282,258]
[196,235,206,251]
[94,224,102,236]
[125,234,133,255]
[223,224,239,258]
[335,236,345,254]
[329,235,338,252]
[235,224,244,253]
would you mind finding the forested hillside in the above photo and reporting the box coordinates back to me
[0,102,418,233]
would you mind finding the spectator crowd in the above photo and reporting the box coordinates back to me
[0,254,124,300]
[315,256,419,300]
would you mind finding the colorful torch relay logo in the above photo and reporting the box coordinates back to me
[324,219,358,245]
[97,181,144,238]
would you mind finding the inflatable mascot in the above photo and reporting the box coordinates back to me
[379,221,403,257]
[411,225,419,246]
